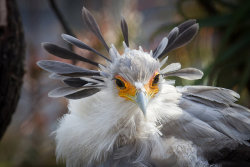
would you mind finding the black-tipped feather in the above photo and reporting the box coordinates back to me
[178,19,197,33]
[49,73,70,80]
[48,86,85,98]
[82,7,109,52]
[37,60,100,77]
[65,88,100,99]
[42,42,100,66]
[153,28,177,57]
[121,17,129,47]
[63,78,88,87]
[90,76,104,82]
[167,19,196,44]
[167,27,179,45]
[164,24,199,54]
[153,37,168,58]
[79,77,103,84]
[61,34,111,62]
[157,20,198,59]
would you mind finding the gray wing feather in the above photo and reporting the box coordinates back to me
[161,85,250,160]
[179,86,240,104]
[164,86,250,150]
[161,112,234,153]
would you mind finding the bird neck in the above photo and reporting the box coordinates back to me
[60,84,181,165]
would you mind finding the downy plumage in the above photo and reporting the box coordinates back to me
[37,7,250,167]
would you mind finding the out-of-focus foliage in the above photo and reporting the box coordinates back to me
[0,0,249,166]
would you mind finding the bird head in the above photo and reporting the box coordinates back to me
[37,7,203,118]
[107,46,161,115]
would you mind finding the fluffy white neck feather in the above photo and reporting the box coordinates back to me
[55,83,182,166]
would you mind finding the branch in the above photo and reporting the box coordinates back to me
[48,0,76,64]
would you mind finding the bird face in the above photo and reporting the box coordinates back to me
[114,71,160,115]
[110,48,161,115]
[114,71,160,100]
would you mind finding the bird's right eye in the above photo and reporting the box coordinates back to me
[115,78,126,89]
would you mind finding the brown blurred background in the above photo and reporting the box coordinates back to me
[0,0,249,166]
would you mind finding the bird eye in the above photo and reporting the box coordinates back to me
[115,78,126,89]
[152,74,160,86]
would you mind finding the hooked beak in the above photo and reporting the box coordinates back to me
[135,91,149,116]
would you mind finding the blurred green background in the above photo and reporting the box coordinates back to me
[0,0,249,166]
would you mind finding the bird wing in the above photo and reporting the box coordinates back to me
[161,85,250,154]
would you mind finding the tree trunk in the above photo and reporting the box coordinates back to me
[0,0,25,140]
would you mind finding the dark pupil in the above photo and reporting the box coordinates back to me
[152,74,160,85]
[116,79,125,88]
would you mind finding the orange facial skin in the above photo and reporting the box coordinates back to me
[115,75,137,101]
[145,71,160,98]
[115,71,160,101]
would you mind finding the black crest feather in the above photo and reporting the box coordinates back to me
[121,17,129,47]
[153,37,168,58]
[48,86,100,99]
[61,34,111,62]
[157,19,199,59]
[82,7,109,52]
[37,60,100,77]
[65,88,100,99]
[42,42,99,66]
[63,78,88,87]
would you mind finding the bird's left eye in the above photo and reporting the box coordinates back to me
[152,74,160,86]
